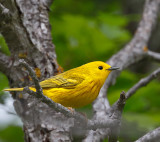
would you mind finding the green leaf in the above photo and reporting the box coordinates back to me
[0,72,9,104]
[0,35,10,55]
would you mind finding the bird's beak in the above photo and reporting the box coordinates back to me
[107,66,119,70]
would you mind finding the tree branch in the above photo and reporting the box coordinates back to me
[93,0,160,113]
[112,68,160,110]
[19,59,43,95]
[87,119,119,131]
[90,67,160,141]
[135,127,160,142]
[0,3,10,17]
[20,59,127,133]
[23,86,88,124]
[84,92,126,142]
[88,91,125,131]
[85,0,160,141]
[125,68,160,100]
[101,68,160,141]
[19,59,88,124]
[147,50,160,62]
[1,0,160,141]
[0,0,58,79]
[103,0,160,99]
[0,0,66,141]
[108,91,126,142]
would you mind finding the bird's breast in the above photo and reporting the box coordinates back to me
[43,80,102,108]
[70,80,101,107]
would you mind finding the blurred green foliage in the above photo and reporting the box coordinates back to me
[49,0,130,69]
[0,72,9,104]
[108,71,160,135]
[0,35,10,55]
[0,126,24,142]
[0,0,159,142]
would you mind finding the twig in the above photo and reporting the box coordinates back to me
[112,68,160,107]
[0,3,11,17]
[135,127,160,142]
[116,91,126,110]
[106,68,160,140]
[108,91,126,142]
[106,0,160,89]
[19,59,43,96]
[85,0,160,141]
[101,68,160,141]
[20,59,127,132]
[23,87,87,123]
[24,86,122,131]
[83,92,126,142]
[93,0,160,118]
[125,68,160,100]
[87,91,125,130]
[19,60,88,126]
[24,84,125,131]
[147,50,160,62]
[0,3,9,14]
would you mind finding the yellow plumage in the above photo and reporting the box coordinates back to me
[4,61,118,108]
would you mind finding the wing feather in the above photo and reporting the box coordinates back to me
[40,74,84,89]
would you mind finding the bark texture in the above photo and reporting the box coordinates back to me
[84,0,160,141]
[0,0,74,141]
[0,0,160,142]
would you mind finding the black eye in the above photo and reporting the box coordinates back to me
[98,66,103,70]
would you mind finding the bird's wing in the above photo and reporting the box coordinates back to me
[40,74,84,89]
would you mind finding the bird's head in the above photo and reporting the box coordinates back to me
[82,61,119,83]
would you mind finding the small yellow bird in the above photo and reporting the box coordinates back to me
[4,61,119,108]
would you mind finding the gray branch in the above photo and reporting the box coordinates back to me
[19,59,43,95]
[135,127,160,142]
[147,50,160,62]
[112,68,160,107]
[104,68,160,141]
[108,91,126,142]
[85,0,160,141]
[88,67,160,141]
[23,86,88,124]
[125,68,160,100]
[20,60,127,132]
[102,0,160,100]
[0,0,65,141]
[19,59,87,124]
[87,119,119,131]
[0,3,10,17]
[84,92,126,142]
[1,0,160,141]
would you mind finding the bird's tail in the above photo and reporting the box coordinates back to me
[3,88,24,92]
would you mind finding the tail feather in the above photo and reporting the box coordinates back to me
[3,88,24,92]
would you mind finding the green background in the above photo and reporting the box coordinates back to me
[0,0,160,141]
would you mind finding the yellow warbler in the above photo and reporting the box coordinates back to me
[4,61,119,108]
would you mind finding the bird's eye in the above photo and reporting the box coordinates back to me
[98,66,103,70]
